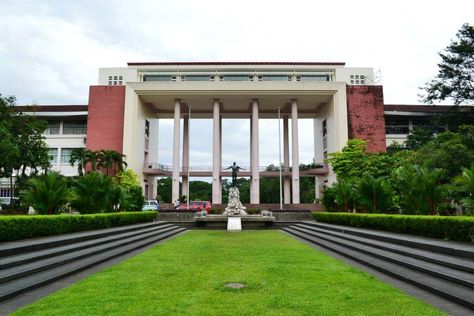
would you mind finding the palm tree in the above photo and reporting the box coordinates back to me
[112,151,127,172]
[99,150,116,176]
[84,150,101,172]
[69,148,87,176]
[21,171,70,215]
[415,165,445,215]
[461,164,474,214]
[357,173,394,213]
[333,179,358,212]
[71,171,117,213]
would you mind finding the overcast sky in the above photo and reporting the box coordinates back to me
[1,0,472,169]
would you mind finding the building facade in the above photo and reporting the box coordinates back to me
[6,62,471,205]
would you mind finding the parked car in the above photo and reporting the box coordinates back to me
[178,201,212,212]
[142,200,160,211]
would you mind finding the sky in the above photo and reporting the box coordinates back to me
[1,0,472,168]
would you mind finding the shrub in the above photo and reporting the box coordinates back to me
[20,172,70,215]
[247,208,261,215]
[313,212,474,242]
[357,173,394,213]
[0,211,157,242]
[71,171,117,213]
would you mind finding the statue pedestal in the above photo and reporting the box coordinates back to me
[227,217,242,231]
[223,187,247,216]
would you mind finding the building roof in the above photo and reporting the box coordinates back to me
[127,61,346,66]
[385,104,474,113]
[14,105,88,112]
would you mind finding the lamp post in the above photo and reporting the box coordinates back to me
[278,107,283,210]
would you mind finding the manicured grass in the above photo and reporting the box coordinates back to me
[14,231,444,315]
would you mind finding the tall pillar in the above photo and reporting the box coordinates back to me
[172,99,181,202]
[212,99,222,204]
[283,115,291,204]
[182,114,189,201]
[291,99,300,204]
[250,99,260,204]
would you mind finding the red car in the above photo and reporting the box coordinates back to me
[178,201,212,212]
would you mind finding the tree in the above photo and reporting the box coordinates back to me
[460,164,474,214]
[414,131,474,180]
[157,177,172,203]
[0,94,49,203]
[84,150,101,171]
[69,148,87,176]
[422,23,474,105]
[21,172,70,215]
[357,173,394,213]
[71,171,117,213]
[116,169,144,211]
[333,180,358,212]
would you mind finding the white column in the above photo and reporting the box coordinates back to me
[291,99,300,204]
[172,99,181,202]
[212,99,222,204]
[182,114,189,200]
[250,99,260,204]
[283,115,291,204]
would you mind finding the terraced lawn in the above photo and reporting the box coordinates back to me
[13,230,444,315]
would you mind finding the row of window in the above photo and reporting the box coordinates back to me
[142,74,330,82]
[48,148,81,164]
[45,121,87,135]
[350,74,366,85]
[108,75,123,85]
[385,116,448,135]
[0,189,11,198]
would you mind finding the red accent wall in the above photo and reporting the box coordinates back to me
[86,86,126,153]
[346,85,386,153]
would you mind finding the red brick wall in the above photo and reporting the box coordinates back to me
[86,86,126,153]
[346,85,386,153]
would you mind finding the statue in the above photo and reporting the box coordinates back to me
[225,162,245,186]
[223,186,247,216]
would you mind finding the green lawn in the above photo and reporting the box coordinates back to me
[14,231,444,316]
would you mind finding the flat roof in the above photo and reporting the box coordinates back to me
[14,105,88,112]
[385,104,474,113]
[127,61,346,66]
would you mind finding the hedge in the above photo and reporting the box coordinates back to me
[313,212,474,243]
[0,211,158,242]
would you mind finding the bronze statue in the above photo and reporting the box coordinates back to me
[225,162,245,186]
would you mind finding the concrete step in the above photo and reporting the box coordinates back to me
[289,225,474,289]
[283,227,474,310]
[0,223,174,270]
[0,226,186,302]
[0,221,166,257]
[302,221,474,259]
[294,223,474,274]
[0,225,178,284]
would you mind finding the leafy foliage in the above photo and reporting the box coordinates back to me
[422,23,474,105]
[20,172,70,215]
[313,212,474,242]
[460,164,474,214]
[357,173,394,213]
[0,212,157,242]
[71,172,117,213]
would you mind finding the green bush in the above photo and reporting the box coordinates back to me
[247,208,261,215]
[0,211,157,242]
[313,212,474,243]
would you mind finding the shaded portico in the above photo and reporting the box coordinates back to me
[122,80,349,204]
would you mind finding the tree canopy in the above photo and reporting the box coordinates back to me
[422,23,474,105]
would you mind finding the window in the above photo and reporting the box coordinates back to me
[322,119,327,137]
[222,75,252,81]
[301,75,329,82]
[108,75,123,85]
[261,75,289,81]
[184,75,212,81]
[60,148,74,164]
[48,148,58,163]
[350,74,366,85]
[63,121,86,134]
[0,189,11,197]
[385,116,409,134]
[145,120,150,137]
[45,121,60,135]
[144,75,172,81]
